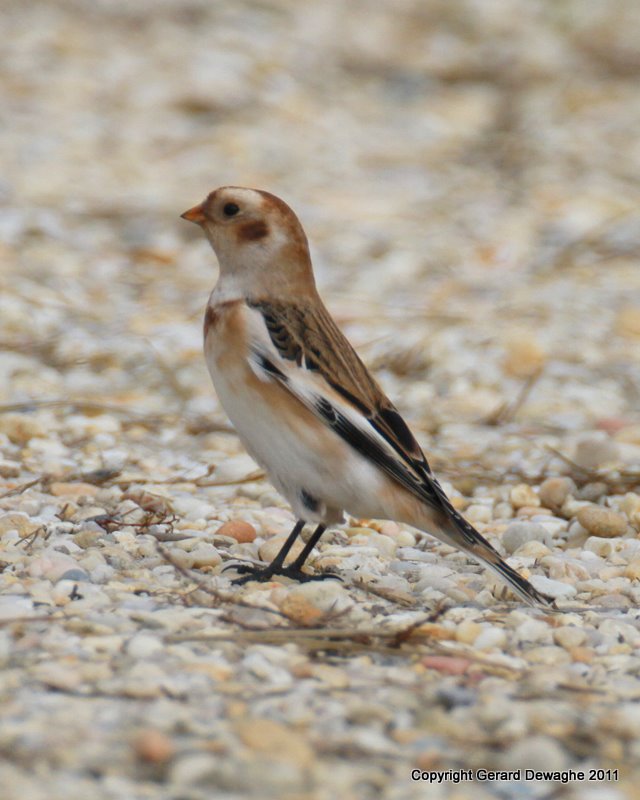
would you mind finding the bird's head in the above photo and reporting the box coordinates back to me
[181,187,315,298]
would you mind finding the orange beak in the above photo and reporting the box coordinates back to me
[180,203,206,224]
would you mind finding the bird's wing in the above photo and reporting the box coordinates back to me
[245,297,456,519]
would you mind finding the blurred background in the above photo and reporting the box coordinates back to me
[2,0,639,443]
[1,2,640,799]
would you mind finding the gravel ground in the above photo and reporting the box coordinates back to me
[2,2,640,799]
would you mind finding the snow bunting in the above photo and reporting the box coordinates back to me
[182,187,550,606]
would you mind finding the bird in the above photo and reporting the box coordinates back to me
[181,187,551,606]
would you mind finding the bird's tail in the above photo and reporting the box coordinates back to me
[427,505,553,607]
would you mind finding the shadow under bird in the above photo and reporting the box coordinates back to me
[181,186,551,606]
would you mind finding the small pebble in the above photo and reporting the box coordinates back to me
[615,306,640,338]
[515,618,551,644]
[49,481,100,498]
[279,580,351,623]
[28,551,79,582]
[464,504,492,523]
[74,529,102,548]
[624,560,640,580]
[57,568,90,583]
[279,591,326,626]
[501,521,550,554]
[216,519,257,543]
[127,632,165,659]
[474,626,507,650]
[0,413,47,443]
[501,735,568,771]
[455,620,482,644]
[577,482,608,502]
[583,536,617,557]
[236,717,313,766]
[350,530,397,557]
[0,512,41,538]
[513,540,551,558]
[574,435,620,469]
[553,626,587,648]
[577,506,627,538]
[169,753,220,786]
[502,334,545,379]
[529,575,576,599]
[134,729,175,764]
[620,493,640,517]
[0,459,21,478]
[0,595,34,620]
[188,543,222,568]
[538,477,575,511]
[510,484,540,509]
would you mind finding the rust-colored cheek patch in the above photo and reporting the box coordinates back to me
[238,220,269,242]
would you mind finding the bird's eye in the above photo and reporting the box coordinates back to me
[223,202,240,217]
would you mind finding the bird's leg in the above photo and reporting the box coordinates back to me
[287,524,327,573]
[226,519,305,583]
[228,521,339,584]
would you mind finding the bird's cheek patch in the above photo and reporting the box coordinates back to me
[238,221,270,242]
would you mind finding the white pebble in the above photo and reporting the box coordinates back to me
[0,595,34,620]
[553,626,586,648]
[127,632,165,659]
[574,434,620,469]
[464,504,492,523]
[529,575,576,599]
[501,734,568,771]
[515,618,551,644]
[474,626,507,650]
[502,522,550,554]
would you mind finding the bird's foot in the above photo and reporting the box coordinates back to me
[223,562,342,585]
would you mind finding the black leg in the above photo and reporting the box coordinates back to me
[226,520,340,584]
[264,519,307,571]
[288,524,326,572]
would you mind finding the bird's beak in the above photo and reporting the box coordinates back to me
[181,203,206,224]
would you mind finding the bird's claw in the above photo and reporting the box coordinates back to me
[223,562,342,585]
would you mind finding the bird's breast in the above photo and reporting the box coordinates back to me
[203,299,246,371]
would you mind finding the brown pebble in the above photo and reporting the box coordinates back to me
[413,622,456,642]
[577,506,627,538]
[569,646,594,664]
[50,482,99,498]
[134,729,175,764]
[0,512,41,538]
[455,621,482,644]
[421,655,472,675]
[516,506,553,518]
[415,750,443,770]
[280,593,325,626]
[615,306,640,338]
[510,484,540,509]
[216,520,256,543]
[0,459,20,478]
[503,334,545,379]
[0,413,47,444]
[539,477,575,511]
[74,529,102,549]
[236,718,313,766]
